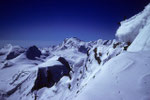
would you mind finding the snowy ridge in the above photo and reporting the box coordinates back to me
[128,14,150,52]
[76,3,150,100]
[0,3,150,100]
[116,3,150,43]
[0,38,128,100]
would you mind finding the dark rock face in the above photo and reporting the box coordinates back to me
[78,46,87,53]
[32,57,71,91]
[0,52,5,56]
[6,52,20,60]
[124,42,131,51]
[58,57,71,71]
[6,50,24,60]
[113,42,121,48]
[93,48,101,65]
[26,46,41,60]
[31,67,54,91]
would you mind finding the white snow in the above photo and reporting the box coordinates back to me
[116,3,150,43]
[75,51,150,100]
[0,37,127,100]
[0,3,150,100]
[128,15,150,52]
[116,3,150,52]
[38,56,62,68]
[75,3,150,100]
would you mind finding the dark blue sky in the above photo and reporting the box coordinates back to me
[0,0,149,46]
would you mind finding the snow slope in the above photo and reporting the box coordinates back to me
[0,38,128,100]
[116,3,150,52]
[0,3,150,100]
[116,3,150,43]
[75,51,150,100]
[128,15,150,52]
[75,3,150,100]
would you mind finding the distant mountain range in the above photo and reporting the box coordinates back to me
[0,3,150,100]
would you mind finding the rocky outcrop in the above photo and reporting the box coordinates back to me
[93,48,101,65]
[26,46,41,60]
[32,57,71,91]
[78,45,88,53]
[6,46,25,60]
[6,52,21,60]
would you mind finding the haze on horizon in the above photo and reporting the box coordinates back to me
[0,0,149,47]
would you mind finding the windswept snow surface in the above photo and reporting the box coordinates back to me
[116,3,150,52]
[75,3,150,100]
[128,15,150,52]
[75,51,150,100]
[116,3,150,43]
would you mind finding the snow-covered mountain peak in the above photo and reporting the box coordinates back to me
[1,3,150,100]
[62,37,85,47]
[63,37,83,44]
[0,36,129,100]
[50,37,88,52]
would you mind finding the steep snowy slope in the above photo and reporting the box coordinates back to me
[116,3,150,52]
[76,51,150,100]
[116,3,150,43]
[76,3,150,100]
[128,15,150,52]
